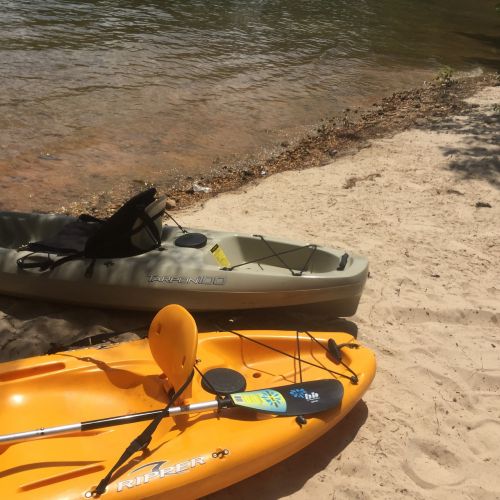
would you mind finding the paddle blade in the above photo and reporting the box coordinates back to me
[229,379,344,416]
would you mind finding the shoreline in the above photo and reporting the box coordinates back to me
[57,71,498,217]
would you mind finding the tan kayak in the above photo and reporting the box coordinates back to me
[0,190,368,314]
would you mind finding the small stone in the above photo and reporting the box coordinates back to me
[38,152,61,161]
[165,198,177,209]
[191,182,211,194]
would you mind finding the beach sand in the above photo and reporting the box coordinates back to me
[1,81,499,499]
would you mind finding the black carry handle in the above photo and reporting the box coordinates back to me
[337,252,349,271]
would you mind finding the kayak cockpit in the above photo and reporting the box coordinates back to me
[202,234,344,274]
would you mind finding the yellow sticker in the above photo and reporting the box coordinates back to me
[210,244,231,268]
[231,389,287,413]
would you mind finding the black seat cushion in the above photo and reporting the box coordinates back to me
[85,188,158,258]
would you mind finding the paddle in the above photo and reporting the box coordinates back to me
[0,379,343,446]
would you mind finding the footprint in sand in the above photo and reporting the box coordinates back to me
[402,438,464,489]
[466,419,500,458]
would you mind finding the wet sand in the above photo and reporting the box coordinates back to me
[0,73,499,499]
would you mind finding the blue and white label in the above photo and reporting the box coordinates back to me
[289,388,320,403]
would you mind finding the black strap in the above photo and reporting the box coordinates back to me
[16,252,53,271]
[164,210,187,233]
[92,369,194,497]
[79,214,104,224]
[17,252,84,272]
[132,209,162,247]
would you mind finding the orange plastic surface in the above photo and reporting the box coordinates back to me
[0,306,376,499]
[148,304,198,400]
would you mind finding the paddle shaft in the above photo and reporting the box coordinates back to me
[0,379,344,446]
[0,400,221,445]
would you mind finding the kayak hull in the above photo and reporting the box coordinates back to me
[0,212,368,314]
[0,328,375,499]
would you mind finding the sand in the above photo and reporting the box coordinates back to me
[1,83,499,499]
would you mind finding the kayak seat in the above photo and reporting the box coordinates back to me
[17,188,166,271]
[84,188,166,258]
[148,304,198,402]
[130,195,166,252]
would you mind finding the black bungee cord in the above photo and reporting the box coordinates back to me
[215,325,359,384]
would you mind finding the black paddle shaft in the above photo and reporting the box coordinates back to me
[0,379,344,445]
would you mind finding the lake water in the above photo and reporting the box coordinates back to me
[0,0,498,210]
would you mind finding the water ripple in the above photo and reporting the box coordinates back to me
[0,0,497,206]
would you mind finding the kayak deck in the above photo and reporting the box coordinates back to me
[0,330,375,499]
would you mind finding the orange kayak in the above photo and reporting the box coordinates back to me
[0,305,376,499]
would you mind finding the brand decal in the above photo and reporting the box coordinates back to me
[232,389,287,413]
[115,455,208,492]
[147,275,225,286]
[289,388,320,403]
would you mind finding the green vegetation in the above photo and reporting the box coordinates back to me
[435,66,455,85]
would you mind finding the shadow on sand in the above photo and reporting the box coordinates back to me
[203,400,369,500]
[424,99,499,189]
[0,294,359,363]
